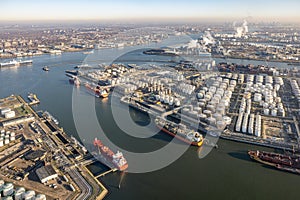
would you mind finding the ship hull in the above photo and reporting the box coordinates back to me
[248,150,300,175]
[94,139,128,171]
[157,125,203,147]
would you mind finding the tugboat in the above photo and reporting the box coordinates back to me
[43,66,49,71]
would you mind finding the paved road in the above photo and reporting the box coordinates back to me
[68,168,92,200]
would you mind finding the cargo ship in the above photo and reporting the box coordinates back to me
[84,83,109,98]
[19,60,33,65]
[69,76,80,87]
[155,117,203,146]
[248,150,300,175]
[93,138,128,171]
[0,59,32,68]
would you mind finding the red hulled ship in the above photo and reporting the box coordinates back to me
[93,138,128,171]
[248,150,300,175]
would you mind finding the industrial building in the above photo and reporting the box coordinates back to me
[35,165,58,184]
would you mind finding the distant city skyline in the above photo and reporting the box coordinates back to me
[1,0,300,22]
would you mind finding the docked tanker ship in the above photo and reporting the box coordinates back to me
[248,150,300,175]
[69,76,80,87]
[93,138,128,171]
[155,116,203,147]
[84,83,109,98]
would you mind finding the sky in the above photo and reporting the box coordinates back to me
[0,0,300,22]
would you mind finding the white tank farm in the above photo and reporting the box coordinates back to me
[0,139,3,147]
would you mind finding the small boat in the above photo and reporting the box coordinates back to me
[43,66,49,71]
[83,50,94,55]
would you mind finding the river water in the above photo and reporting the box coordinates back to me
[1,40,300,200]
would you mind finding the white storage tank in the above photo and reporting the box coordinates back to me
[207,117,216,126]
[199,114,207,121]
[216,121,226,130]
[271,109,277,116]
[213,113,223,121]
[3,183,14,197]
[14,187,26,200]
[203,110,212,117]
[242,114,249,133]
[223,116,232,125]
[207,105,215,112]
[193,107,202,114]
[4,139,9,145]
[197,102,205,108]
[264,109,269,115]
[24,190,35,200]
[174,99,181,107]
[197,93,204,99]
[35,194,47,200]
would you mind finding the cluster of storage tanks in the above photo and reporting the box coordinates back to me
[235,112,262,137]
[235,74,286,137]
[0,180,46,200]
[155,94,181,107]
[0,130,15,147]
[244,75,285,117]
[115,74,175,95]
[180,75,236,130]
[290,79,300,107]
[87,66,135,80]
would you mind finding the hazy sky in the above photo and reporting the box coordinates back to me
[1,0,299,22]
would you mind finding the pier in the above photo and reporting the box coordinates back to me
[95,168,118,178]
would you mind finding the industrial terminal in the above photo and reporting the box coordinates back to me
[0,95,117,200]
[68,59,300,152]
